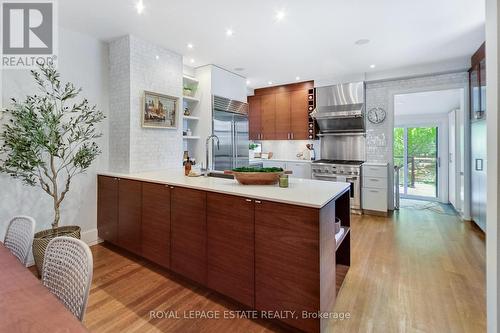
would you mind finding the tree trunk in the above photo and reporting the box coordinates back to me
[52,197,60,229]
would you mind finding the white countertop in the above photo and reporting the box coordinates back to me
[98,169,349,209]
[250,158,312,164]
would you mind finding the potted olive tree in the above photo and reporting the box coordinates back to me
[0,64,105,274]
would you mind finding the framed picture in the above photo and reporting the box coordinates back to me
[142,91,178,129]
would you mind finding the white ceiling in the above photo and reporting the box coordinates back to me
[394,89,462,116]
[59,0,485,88]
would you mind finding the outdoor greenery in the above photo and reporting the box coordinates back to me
[394,127,437,187]
[0,64,105,229]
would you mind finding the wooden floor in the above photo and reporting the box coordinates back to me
[84,201,486,333]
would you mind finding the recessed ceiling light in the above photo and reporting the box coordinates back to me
[155,55,159,60]
[268,81,273,85]
[187,43,194,49]
[136,0,145,14]
[370,64,376,68]
[189,58,195,64]
[354,39,370,46]
[295,76,300,81]
[246,80,251,85]
[275,10,286,21]
[226,29,234,37]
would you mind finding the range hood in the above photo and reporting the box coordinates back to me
[311,82,366,133]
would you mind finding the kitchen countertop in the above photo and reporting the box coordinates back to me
[98,169,349,209]
[250,158,313,164]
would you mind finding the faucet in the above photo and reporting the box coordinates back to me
[204,134,220,176]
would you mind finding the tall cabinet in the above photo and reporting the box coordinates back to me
[248,81,314,140]
[469,42,486,231]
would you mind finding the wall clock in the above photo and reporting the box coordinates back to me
[367,107,386,124]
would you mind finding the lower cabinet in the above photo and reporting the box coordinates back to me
[97,176,119,244]
[142,182,171,268]
[255,200,320,333]
[170,187,207,285]
[207,193,255,307]
[117,179,142,255]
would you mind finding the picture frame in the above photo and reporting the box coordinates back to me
[142,91,178,129]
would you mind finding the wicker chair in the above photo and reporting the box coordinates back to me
[4,216,36,266]
[42,236,93,321]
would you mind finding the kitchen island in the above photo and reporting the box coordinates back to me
[97,169,351,333]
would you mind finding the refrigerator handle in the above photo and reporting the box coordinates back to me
[232,119,236,169]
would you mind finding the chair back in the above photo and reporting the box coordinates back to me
[4,216,36,266]
[42,236,93,321]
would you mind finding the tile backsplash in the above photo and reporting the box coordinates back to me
[257,140,320,160]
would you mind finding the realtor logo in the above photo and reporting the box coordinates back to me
[1,0,57,68]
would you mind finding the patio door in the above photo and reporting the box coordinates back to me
[394,126,439,199]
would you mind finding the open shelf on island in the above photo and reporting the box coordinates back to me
[183,96,199,103]
[335,227,350,252]
[183,136,200,139]
[183,116,200,120]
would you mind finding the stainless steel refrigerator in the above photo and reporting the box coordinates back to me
[212,95,249,171]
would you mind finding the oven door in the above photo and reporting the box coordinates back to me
[312,174,360,209]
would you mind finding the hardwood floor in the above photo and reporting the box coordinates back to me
[83,202,485,333]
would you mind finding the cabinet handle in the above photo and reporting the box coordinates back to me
[255,200,262,204]
[245,199,252,202]
[169,186,174,189]
[370,178,379,181]
[291,132,294,139]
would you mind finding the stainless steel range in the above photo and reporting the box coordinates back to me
[311,159,363,211]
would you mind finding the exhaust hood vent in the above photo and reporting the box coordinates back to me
[312,82,366,133]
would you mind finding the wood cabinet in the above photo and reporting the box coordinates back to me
[249,81,313,141]
[141,182,170,268]
[170,187,207,285]
[255,200,321,333]
[260,94,276,140]
[207,193,255,307]
[275,92,291,140]
[249,96,262,140]
[117,179,142,255]
[97,176,119,244]
[97,175,350,333]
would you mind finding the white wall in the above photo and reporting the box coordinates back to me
[108,35,184,173]
[365,72,469,211]
[0,28,110,247]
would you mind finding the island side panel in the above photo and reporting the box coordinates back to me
[319,196,338,332]
[255,200,321,333]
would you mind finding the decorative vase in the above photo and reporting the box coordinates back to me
[32,225,81,276]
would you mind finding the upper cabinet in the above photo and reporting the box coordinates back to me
[248,81,314,140]
[469,43,485,121]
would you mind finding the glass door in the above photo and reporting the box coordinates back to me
[394,126,439,199]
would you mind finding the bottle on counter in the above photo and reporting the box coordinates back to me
[184,158,192,176]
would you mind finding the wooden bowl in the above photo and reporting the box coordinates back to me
[224,170,292,185]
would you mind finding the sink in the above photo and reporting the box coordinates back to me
[207,172,234,180]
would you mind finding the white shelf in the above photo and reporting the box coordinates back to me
[183,136,200,140]
[183,95,199,103]
[183,116,200,120]
[183,75,199,85]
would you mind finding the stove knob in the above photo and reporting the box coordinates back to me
[339,170,344,174]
